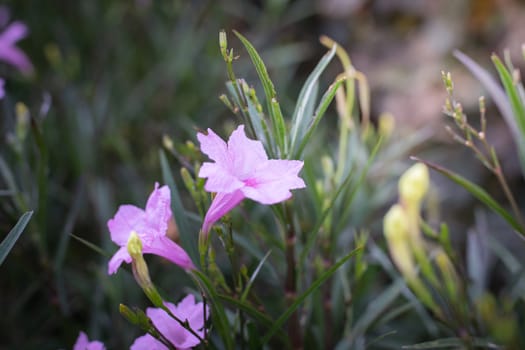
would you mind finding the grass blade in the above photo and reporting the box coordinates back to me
[0,211,33,266]
[413,157,524,236]
[289,44,337,157]
[491,54,525,175]
[454,50,525,175]
[262,246,362,344]
[160,149,199,265]
[402,337,501,349]
[233,30,287,155]
[191,270,235,350]
[294,76,346,158]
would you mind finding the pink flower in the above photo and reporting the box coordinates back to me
[197,125,305,233]
[0,20,32,74]
[73,331,105,350]
[107,183,194,274]
[130,294,208,350]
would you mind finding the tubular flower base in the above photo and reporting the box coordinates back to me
[130,294,209,350]
[107,183,194,274]
[197,124,305,233]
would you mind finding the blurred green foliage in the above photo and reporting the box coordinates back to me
[1,0,525,349]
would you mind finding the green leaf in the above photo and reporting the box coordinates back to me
[402,337,501,349]
[289,44,337,157]
[191,270,235,350]
[413,157,524,236]
[262,246,362,344]
[70,233,108,257]
[454,50,525,177]
[0,211,33,266]
[216,293,282,335]
[350,278,404,338]
[492,54,525,138]
[491,54,525,176]
[240,250,272,302]
[233,30,287,156]
[160,149,199,265]
[294,76,346,158]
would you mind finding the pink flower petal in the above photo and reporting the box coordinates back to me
[144,183,171,238]
[73,331,105,350]
[201,190,244,234]
[241,159,305,204]
[143,236,195,270]
[130,334,168,350]
[0,21,33,73]
[227,125,268,178]
[199,162,244,193]
[0,21,28,44]
[107,246,131,275]
[148,297,206,349]
[107,204,146,246]
[197,128,230,166]
[0,45,32,73]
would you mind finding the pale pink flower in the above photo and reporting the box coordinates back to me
[130,294,208,350]
[0,20,32,73]
[73,331,105,350]
[197,125,305,233]
[107,183,194,274]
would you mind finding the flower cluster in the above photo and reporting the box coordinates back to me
[72,124,305,349]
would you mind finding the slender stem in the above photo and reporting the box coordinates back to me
[492,157,525,229]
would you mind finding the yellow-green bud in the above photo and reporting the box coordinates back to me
[384,204,409,243]
[383,205,415,279]
[162,135,174,151]
[399,163,429,207]
[219,30,228,58]
[378,113,395,139]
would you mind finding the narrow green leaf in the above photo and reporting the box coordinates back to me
[289,45,337,157]
[294,77,346,158]
[0,211,33,266]
[262,247,362,344]
[70,233,108,257]
[454,50,525,176]
[160,149,199,265]
[491,54,525,176]
[492,54,525,137]
[413,157,524,235]
[350,278,404,338]
[191,270,235,350]
[233,30,287,155]
[240,250,272,302]
[300,136,382,266]
[216,293,280,334]
[402,337,501,349]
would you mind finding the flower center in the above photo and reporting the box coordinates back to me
[243,177,258,187]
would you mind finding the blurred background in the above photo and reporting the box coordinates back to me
[1,0,525,348]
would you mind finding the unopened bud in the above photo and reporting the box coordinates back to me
[384,205,415,278]
[378,113,395,139]
[399,163,429,207]
[163,135,174,151]
[219,30,228,58]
